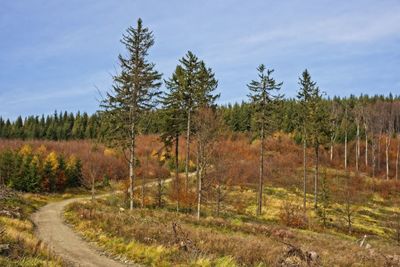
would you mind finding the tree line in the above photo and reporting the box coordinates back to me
[2,95,399,144]
[0,111,99,140]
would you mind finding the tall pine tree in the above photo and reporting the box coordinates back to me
[100,18,162,210]
[247,64,283,216]
[297,69,315,212]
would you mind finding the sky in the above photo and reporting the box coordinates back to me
[0,0,399,119]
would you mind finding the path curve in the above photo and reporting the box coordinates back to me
[31,178,174,267]
[31,196,129,267]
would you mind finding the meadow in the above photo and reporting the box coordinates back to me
[52,134,400,266]
[1,134,400,266]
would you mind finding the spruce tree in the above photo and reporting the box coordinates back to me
[308,84,330,209]
[161,66,186,210]
[247,64,283,216]
[317,168,330,227]
[165,52,218,195]
[297,69,316,212]
[178,52,201,194]
[100,18,162,210]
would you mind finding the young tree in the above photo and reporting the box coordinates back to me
[42,153,57,192]
[66,156,83,188]
[354,103,363,173]
[296,69,315,212]
[342,103,349,171]
[396,131,400,180]
[395,103,400,180]
[384,102,394,180]
[210,133,233,217]
[141,149,151,208]
[193,108,221,219]
[362,106,369,170]
[154,152,169,208]
[248,64,283,216]
[329,100,341,162]
[165,53,218,195]
[368,102,385,178]
[100,18,162,210]
[316,168,330,227]
[339,172,360,234]
[308,85,329,209]
[174,52,201,195]
[83,146,102,201]
[161,66,188,210]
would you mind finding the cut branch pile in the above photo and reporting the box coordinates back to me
[171,222,200,257]
[277,242,320,267]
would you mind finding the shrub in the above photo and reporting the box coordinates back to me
[279,198,307,228]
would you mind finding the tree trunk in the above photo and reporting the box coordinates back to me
[129,132,136,210]
[347,208,352,234]
[185,109,191,194]
[344,107,348,171]
[157,176,162,208]
[303,138,307,212]
[141,154,148,208]
[257,122,265,216]
[372,139,376,178]
[314,145,319,209]
[365,125,368,169]
[344,130,348,170]
[197,172,202,220]
[386,136,391,180]
[91,175,95,201]
[216,184,221,216]
[356,122,360,173]
[378,133,382,173]
[330,141,334,162]
[196,144,203,220]
[175,134,180,211]
[195,143,200,207]
[396,135,399,180]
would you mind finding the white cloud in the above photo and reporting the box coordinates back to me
[239,8,400,46]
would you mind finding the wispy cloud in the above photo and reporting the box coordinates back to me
[239,8,400,46]
[0,0,399,118]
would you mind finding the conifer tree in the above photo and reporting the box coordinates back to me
[247,64,283,216]
[161,66,186,210]
[308,84,330,209]
[100,18,162,210]
[178,52,200,194]
[164,52,218,195]
[296,70,315,212]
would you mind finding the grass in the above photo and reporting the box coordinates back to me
[64,185,400,266]
[2,166,399,266]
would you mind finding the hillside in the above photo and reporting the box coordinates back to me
[1,6,400,266]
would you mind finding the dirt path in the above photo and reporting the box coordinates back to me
[31,196,130,267]
[31,179,174,267]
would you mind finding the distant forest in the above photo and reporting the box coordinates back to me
[1,94,399,142]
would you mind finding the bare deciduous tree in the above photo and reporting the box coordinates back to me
[193,108,221,220]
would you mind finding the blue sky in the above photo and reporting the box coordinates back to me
[0,0,399,119]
